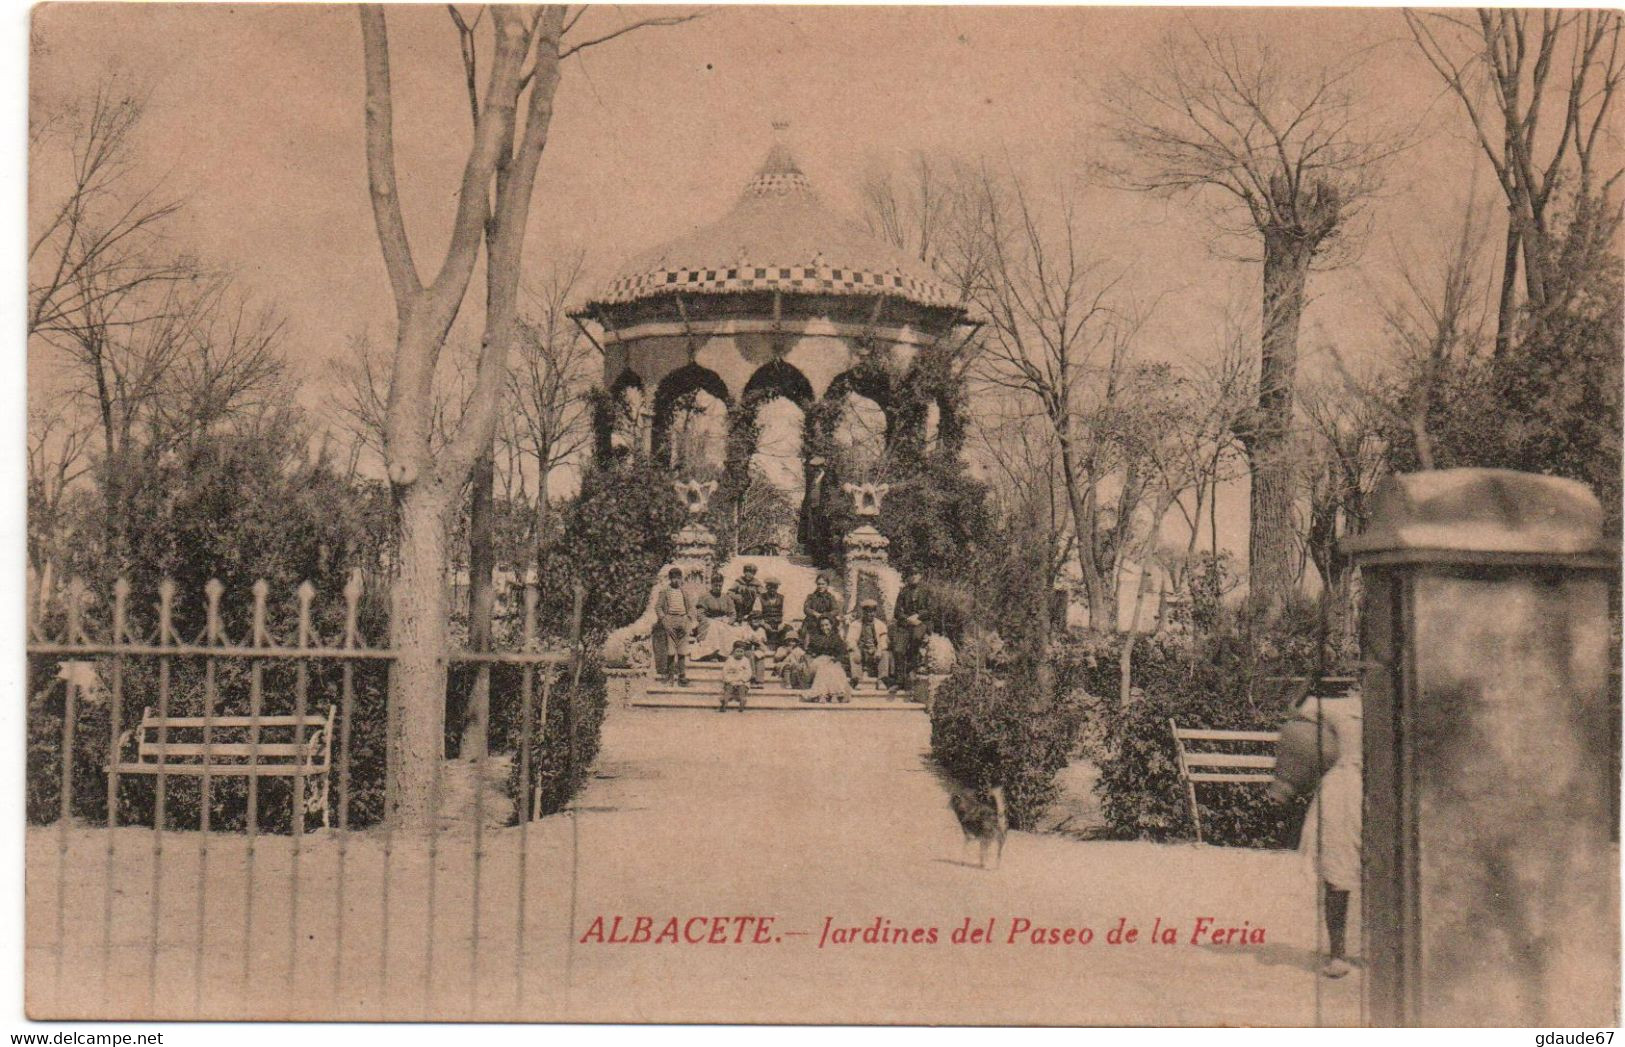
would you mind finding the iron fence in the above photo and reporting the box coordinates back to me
[25,572,580,1021]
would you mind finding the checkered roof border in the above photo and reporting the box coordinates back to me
[595,263,958,309]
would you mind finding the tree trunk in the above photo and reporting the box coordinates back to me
[1119,494,1172,706]
[1056,424,1117,632]
[1247,233,1312,616]
[1495,215,1521,357]
[533,472,553,583]
[460,447,495,760]
[390,481,452,830]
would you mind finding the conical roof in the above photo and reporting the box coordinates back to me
[590,143,960,311]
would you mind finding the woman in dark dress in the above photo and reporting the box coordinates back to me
[804,616,850,703]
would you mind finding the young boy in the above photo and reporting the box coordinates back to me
[777,634,812,690]
[720,639,753,712]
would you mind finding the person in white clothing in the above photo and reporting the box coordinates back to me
[719,640,753,712]
[844,599,891,687]
[1273,690,1363,979]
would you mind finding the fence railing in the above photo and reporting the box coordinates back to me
[25,571,584,1021]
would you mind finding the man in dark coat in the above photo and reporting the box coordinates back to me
[728,563,761,622]
[891,568,928,686]
[758,577,786,647]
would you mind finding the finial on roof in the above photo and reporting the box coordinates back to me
[743,123,812,199]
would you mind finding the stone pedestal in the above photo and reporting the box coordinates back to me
[672,478,720,580]
[672,523,718,581]
[843,523,890,614]
[1345,469,1618,1026]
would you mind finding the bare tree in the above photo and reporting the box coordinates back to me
[1369,195,1495,471]
[327,331,476,465]
[360,4,697,827]
[1108,28,1402,614]
[860,153,953,266]
[968,398,1075,649]
[149,276,288,445]
[967,164,1152,631]
[29,76,188,340]
[41,263,288,461]
[507,252,596,573]
[856,151,993,306]
[1406,10,1624,352]
[1298,379,1388,647]
[27,395,93,584]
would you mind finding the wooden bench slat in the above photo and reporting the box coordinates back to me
[1187,771,1277,783]
[1173,729,1280,743]
[115,763,316,777]
[135,742,318,759]
[112,705,335,832]
[1180,752,1277,769]
[136,715,328,728]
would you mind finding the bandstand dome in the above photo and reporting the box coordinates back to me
[580,138,971,444]
[590,142,961,311]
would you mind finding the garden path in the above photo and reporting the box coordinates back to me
[26,705,1364,1024]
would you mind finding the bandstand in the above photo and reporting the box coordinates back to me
[581,133,972,690]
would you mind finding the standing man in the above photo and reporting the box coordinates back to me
[802,571,841,636]
[729,563,761,622]
[652,567,693,686]
[891,569,928,688]
[845,599,891,688]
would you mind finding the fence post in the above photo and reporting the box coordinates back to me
[566,582,586,791]
[1346,469,1617,1026]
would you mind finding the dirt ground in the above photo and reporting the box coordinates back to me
[27,705,1364,1025]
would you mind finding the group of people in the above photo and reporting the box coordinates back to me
[651,564,931,705]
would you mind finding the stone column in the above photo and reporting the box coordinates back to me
[1345,468,1618,1026]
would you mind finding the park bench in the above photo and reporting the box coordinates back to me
[1168,720,1279,844]
[113,706,335,832]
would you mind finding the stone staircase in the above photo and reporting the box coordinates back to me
[634,657,924,711]
[609,552,932,712]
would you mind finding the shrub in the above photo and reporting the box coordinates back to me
[502,652,608,818]
[1093,670,1307,848]
[28,647,612,833]
[29,654,392,833]
[929,659,1090,830]
[1073,608,1329,848]
[539,457,684,638]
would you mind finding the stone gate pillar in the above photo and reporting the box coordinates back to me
[1344,468,1618,1026]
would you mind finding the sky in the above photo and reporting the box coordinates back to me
[28,3,1502,569]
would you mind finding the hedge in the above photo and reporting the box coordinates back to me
[28,651,603,832]
[929,660,1090,830]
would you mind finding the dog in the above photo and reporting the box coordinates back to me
[949,785,1008,869]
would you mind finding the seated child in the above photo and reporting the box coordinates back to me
[777,635,812,690]
[720,640,753,712]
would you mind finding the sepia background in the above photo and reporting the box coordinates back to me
[23,2,1622,1028]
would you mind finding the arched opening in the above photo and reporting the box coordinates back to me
[606,370,647,456]
[745,395,806,554]
[922,399,941,449]
[734,359,811,555]
[832,391,889,476]
[651,363,730,473]
[743,358,815,409]
[826,365,895,451]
